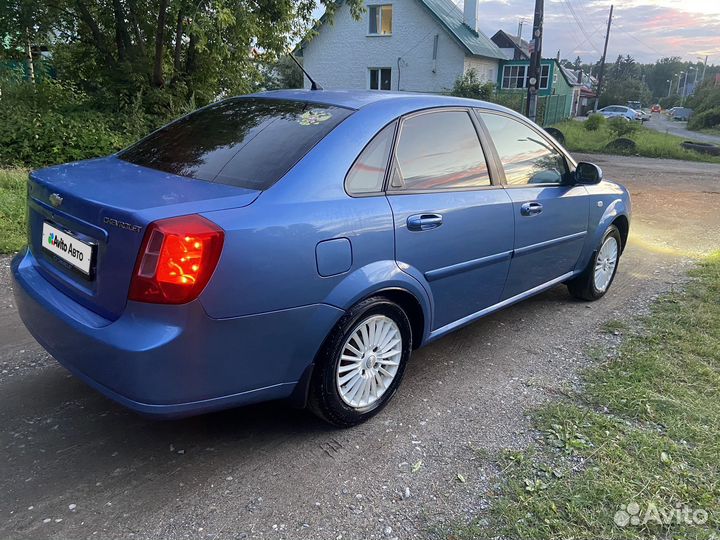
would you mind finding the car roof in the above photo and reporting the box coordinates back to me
[251,89,510,112]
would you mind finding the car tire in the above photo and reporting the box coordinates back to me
[567,225,622,301]
[308,296,412,428]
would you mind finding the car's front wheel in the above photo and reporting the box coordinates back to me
[308,297,412,427]
[567,225,622,301]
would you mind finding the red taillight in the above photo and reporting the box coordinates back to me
[129,215,224,304]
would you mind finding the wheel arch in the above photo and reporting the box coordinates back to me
[611,214,629,253]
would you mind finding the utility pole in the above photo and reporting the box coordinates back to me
[525,0,544,121]
[676,71,683,94]
[666,78,673,97]
[701,55,708,83]
[594,4,613,111]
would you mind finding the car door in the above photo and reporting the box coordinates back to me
[386,108,515,331]
[476,110,589,299]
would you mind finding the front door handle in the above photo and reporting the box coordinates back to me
[407,213,443,231]
[520,202,543,216]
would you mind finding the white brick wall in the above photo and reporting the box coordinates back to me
[301,0,498,93]
[463,56,497,84]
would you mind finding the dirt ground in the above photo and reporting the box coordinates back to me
[1,153,718,540]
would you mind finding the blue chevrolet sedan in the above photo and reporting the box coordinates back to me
[12,90,630,427]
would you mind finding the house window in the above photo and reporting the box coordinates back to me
[369,5,392,35]
[501,65,527,89]
[539,64,550,89]
[369,68,392,90]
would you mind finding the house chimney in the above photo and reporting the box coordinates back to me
[464,0,478,32]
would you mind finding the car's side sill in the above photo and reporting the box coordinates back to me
[425,271,575,344]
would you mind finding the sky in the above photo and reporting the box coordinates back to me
[468,0,720,64]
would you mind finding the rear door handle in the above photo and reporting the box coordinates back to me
[407,213,443,231]
[520,202,543,216]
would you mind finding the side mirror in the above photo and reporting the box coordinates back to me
[575,161,603,185]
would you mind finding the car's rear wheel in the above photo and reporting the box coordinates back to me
[308,297,412,427]
[567,225,622,301]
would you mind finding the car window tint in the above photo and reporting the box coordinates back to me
[479,112,568,185]
[345,122,396,195]
[392,110,490,191]
[119,98,352,190]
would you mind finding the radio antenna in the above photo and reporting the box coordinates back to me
[289,53,323,91]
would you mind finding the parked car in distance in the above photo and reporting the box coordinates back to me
[672,107,693,121]
[595,105,640,121]
[12,90,631,427]
[651,104,661,113]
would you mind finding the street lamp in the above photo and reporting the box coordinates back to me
[676,71,684,94]
[666,78,673,97]
[698,55,708,83]
[681,67,694,105]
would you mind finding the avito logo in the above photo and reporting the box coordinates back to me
[47,231,84,262]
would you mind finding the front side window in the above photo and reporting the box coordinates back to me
[369,67,392,90]
[119,99,352,190]
[501,65,528,89]
[479,112,568,185]
[368,4,392,35]
[391,110,491,191]
[345,122,396,195]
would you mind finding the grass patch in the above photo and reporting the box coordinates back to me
[553,120,720,163]
[697,127,720,138]
[601,319,628,335]
[448,254,720,539]
[0,169,28,254]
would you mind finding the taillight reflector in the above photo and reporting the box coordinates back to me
[129,215,224,304]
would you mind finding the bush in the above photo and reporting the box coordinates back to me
[0,109,127,168]
[608,117,640,138]
[451,69,494,100]
[488,92,524,113]
[0,80,166,168]
[584,114,606,131]
[687,107,720,130]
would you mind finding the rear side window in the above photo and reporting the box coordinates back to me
[119,98,352,190]
[345,122,396,195]
[390,110,490,191]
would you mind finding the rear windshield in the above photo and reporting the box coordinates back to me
[119,98,352,190]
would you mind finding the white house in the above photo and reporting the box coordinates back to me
[298,0,507,93]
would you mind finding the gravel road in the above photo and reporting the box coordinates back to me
[644,113,720,145]
[1,154,719,540]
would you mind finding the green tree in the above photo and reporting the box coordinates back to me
[1,0,363,111]
[599,78,652,108]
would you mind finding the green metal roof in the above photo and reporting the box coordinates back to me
[416,0,507,60]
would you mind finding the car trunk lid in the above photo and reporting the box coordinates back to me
[27,157,260,321]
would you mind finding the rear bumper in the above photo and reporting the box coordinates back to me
[11,248,343,418]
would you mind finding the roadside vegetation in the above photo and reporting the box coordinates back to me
[0,169,26,254]
[686,83,720,133]
[552,117,720,163]
[448,254,720,539]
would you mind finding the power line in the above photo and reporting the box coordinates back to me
[613,25,658,56]
[557,0,597,56]
[562,0,602,53]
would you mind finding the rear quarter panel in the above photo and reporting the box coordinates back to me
[199,105,433,340]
